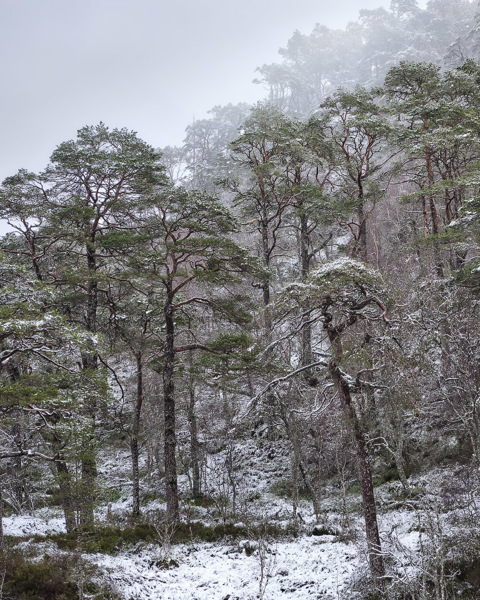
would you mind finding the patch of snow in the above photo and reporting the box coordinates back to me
[3,510,66,537]
[93,536,359,600]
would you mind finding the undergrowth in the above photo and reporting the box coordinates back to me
[12,520,291,555]
[2,550,119,600]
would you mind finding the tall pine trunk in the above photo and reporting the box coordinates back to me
[425,147,444,277]
[78,241,99,528]
[163,290,179,522]
[131,353,144,518]
[54,451,77,533]
[261,218,271,317]
[187,353,201,499]
[300,212,313,367]
[0,477,5,595]
[353,177,368,263]
[327,331,385,587]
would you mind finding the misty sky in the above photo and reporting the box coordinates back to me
[1,0,428,182]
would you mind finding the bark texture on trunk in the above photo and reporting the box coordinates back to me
[0,478,5,590]
[79,240,99,528]
[329,362,385,585]
[131,437,140,518]
[163,291,179,523]
[79,449,97,528]
[353,179,368,263]
[326,324,385,587]
[44,433,77,533]
[425,147,444,277]
[55,454,77,533]
[9,422,24,509]
[280,403,321,520]
[261,220,271,308]
[131,353,144,518]
[187,360,201,498]
[299,213,313,367]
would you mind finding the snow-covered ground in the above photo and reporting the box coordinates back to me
[92,535,360,600]
[3,500,426,599]
[4,447,476,599]
[3,508,66,537]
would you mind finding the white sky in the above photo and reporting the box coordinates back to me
[1,0,428,182]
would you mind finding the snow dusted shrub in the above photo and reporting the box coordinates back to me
[241,516,278,600]
[376,477,480,600]
[153,515,179,568]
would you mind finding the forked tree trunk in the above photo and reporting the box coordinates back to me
[280,403,321,520]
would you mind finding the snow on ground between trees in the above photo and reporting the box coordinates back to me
[90,536,359,600]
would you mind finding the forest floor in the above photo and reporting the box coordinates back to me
[4,443,479,599]
[4,482,434,599]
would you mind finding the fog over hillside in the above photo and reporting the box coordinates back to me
[1,0,429,182]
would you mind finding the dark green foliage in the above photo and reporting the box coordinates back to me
[32,521,291,554]
[3,551,118,600]
[47,524,158,553]
[189,494,216,508]
[451,556,480,597]
[269,478,311,501]
[4,15,480,593]
[372,466,400,487]
[4,555,77,600]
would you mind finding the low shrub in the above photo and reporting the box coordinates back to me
[43,520,289,554]
[372,466,400,487]
[3,551,119,600]
[49,523,157,553]
[269,478,311,500]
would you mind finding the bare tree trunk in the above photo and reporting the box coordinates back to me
[79,447,96,528]
[131,438,140,518]
[79,242,99,528]
[299,212,310,280]
[299,212,314,369]
[163,290,179,523]
[329,361,385,587]
[9,422,24,509]
[425,148,444,277]
[55,454,77,533]
[261,220,271,308]
[187,354,201,499]
[6,365,24,510]
[279,398,321,520]
[353,178,368,263]
[394,441,410,497]
[296,453,321,521]
[0,477,5,599]
[131,353,144,518]
[325,324,385,587]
